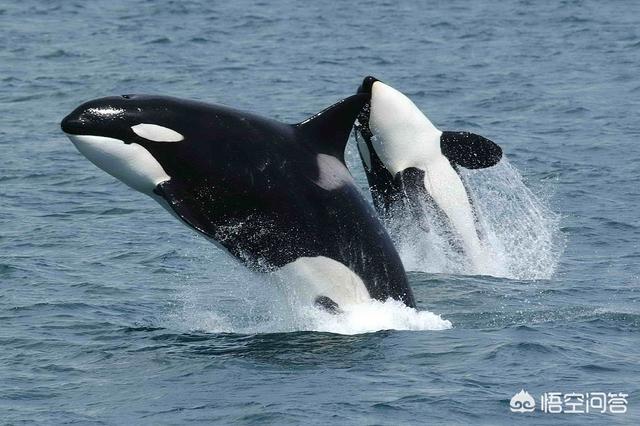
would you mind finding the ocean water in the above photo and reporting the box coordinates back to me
[1,0,639,424]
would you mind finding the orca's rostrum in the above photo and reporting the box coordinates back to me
[61,93,416,309]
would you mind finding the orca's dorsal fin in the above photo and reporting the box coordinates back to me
[294,93,369,163]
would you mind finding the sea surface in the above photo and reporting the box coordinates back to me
[1,0,639,424]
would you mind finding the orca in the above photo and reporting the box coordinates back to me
[61,93,416,309]
[353,77,502,273]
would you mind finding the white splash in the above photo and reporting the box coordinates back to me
[388,158,563,280]
[299,298,452,335]
[168,297,451,335]
[165,265,451,335]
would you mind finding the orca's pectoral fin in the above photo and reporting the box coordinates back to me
[294,93,369,163]
[440,131,502,169]
[153,180,217,239]
[314,296,342,314]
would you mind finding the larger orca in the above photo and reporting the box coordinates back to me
[353,77,502,273]
[61,93,416,308]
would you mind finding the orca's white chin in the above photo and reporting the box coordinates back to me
[65,134,170,194]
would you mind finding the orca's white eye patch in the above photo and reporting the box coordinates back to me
[131,123,184,142]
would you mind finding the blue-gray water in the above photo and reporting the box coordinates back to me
[1,0,639,424]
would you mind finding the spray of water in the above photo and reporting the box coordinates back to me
[388,158,563,279]
[165,261,452,335]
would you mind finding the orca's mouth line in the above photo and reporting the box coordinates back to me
[61,120,133,144]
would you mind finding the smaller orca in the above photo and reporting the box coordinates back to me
[61,92,416,310]
[354,77,502,273]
